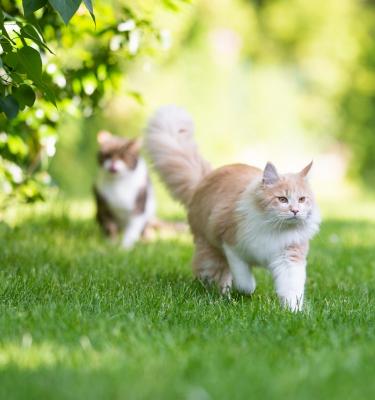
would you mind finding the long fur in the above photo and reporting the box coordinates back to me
[146,105,211,205]
[146,105,320,311]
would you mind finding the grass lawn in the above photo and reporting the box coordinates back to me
[0,194,374,400]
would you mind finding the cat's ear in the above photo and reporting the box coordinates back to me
[263,162,280,185]
[299,161,313,178]
[126,138,143,154]
[97,130,112,145]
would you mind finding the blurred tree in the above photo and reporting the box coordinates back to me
[241,0,374,185]
[338,4,375,185]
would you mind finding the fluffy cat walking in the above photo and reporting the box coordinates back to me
[94,131,155,249]
[146,106,321,311]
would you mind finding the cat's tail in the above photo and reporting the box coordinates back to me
[146,105,212,206]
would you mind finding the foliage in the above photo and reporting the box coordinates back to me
[0,0,186,207]
[0,1,95,121]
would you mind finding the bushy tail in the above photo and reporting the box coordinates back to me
[146,105,211,206]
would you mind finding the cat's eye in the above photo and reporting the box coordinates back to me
[278,196,288,203]
[299,197,306,203]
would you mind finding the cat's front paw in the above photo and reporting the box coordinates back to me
[234,275,256,295]
[279,294,304,312]
[122,236,136,249]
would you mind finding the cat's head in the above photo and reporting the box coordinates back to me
[255,161,318,227]
[97,130,142,176]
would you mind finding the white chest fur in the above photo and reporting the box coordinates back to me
[95,158,149,223]
[234,223,305,266]
[233,188,321,268]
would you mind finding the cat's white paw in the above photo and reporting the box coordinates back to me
[223,243,256,295]
[234,275,256,295]
[280,294,304,312]
[122,236,136,249]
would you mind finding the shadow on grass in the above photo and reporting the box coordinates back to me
[1,212,374,300]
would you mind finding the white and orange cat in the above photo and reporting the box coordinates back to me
[146,106,321,311]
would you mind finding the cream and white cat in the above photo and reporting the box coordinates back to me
[146,106,321,311]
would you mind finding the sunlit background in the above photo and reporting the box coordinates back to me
[44,0,374,219]
[1,0,375,218]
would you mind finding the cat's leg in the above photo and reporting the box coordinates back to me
[94,187,119,238]
[192,238,232,294]
[223,243,256,295]
[268,244,308,312]
[122,214,148,249]
[104,220,119,239]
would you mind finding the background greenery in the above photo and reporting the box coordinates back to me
[1,1,375,399]
[50,0,375,197]
[1,0,375,203]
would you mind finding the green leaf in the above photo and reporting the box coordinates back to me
[23,0,48,16]
[20,24,54,54]
[83,0,95,23]
[0,8,4,25]
[0,37,13,52]
[0,95,20,119]
[3,52,19,68]
[13,84,36,109]
[0,22,16,46]
[48,0,82,24]
[17,46,42,82]
[40,80,57,106]
[11,71,26,83]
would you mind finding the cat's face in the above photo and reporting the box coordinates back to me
[256,162,316,226]
[97,131,141,176]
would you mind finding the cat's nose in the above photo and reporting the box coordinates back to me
[291,209,299,215]
[109,164,118,173]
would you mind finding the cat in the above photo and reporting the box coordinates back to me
[146,105,321,311]
[94,130,156,249]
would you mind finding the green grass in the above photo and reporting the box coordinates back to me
[0,197,375,400]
